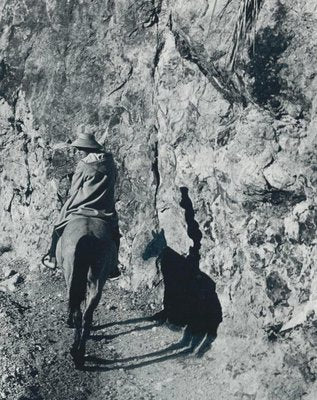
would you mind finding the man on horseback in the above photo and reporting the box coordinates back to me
[42,128,121,280]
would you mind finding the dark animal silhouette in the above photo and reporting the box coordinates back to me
[142,229,222,357]
[56,216,117,368]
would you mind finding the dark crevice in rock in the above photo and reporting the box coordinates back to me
[244,175,307,207]
[242,189,307,211]
[22,138,33,203]
[68,0,76,24]
[265,323,283,342]
[0,59,9,81]
[246,26,290,111]
[216,107,237,147]
[216,127,231,147]
[262,166,275,191]
[151,37,165,78]
[7,116,24,133]
[108,65,133,96]
[263,156,275,172]
[179,187,202,270]
[0,32,33,104]
[243,2,310,117]
[7,88,24,133]
[298,212,317,245]
[128,0,163,37]
[142,0,163,29]
[0,64,18,106]
[6,192,15,215]
[9,90,34,204]
[151,134,160,214]
[10,89,19,131]
[262,190,306,206]
[266,271,291,306]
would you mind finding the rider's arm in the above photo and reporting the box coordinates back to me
[68,162,85,196]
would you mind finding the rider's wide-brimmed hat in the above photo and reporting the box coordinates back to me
[71,126,103,150]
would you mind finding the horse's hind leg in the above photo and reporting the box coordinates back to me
[83,255,111,332]
[69,306,83,362]
[79,274,103,357]
[83,286,102,333]
[67,259,87,368]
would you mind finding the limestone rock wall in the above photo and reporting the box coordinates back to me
[1,1,317,398]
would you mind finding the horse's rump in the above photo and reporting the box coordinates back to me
[57,217,114,263]
[57,217,117,304]
[68,235,100,311]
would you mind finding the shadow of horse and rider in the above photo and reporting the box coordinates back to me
[57,185,222,369]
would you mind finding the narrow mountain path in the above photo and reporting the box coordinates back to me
[0,257,217,400]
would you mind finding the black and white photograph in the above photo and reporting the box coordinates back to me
[0,0,317,399]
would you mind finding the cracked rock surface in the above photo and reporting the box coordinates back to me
[1,0,317,399]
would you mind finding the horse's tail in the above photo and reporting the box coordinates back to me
[68,235,95,312]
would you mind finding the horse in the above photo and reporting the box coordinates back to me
[56,216,117,368]
[143,229,222,357]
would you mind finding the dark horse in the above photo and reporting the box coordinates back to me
[56,216,117,368]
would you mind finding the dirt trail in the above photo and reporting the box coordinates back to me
[0,258,216,400]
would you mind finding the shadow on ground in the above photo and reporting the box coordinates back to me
[84,314,216,372]
[84,320,216,371]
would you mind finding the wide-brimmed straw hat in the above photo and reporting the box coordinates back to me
[71,126,103,150]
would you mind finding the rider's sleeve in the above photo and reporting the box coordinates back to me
[68,162,85,196]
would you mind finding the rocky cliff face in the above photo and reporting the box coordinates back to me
[1,0,317,398]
